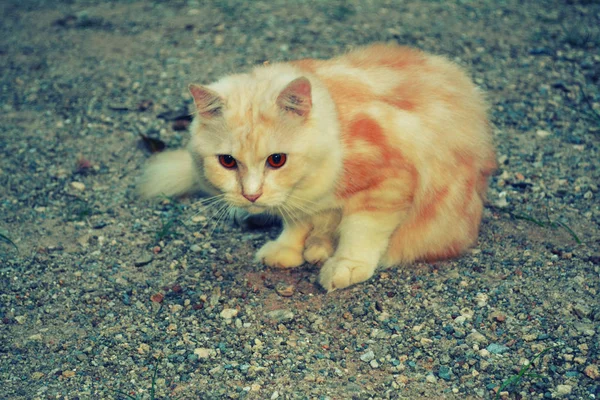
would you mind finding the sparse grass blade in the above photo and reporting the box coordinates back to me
[509,210,582,244]
[554,220,582,244]
[494,346,557,399]
[510,212,546,227]
[0,230,18,252]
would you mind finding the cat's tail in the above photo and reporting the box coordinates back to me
[138,149,202,199]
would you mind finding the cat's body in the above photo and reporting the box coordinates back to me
[140,43,496,291]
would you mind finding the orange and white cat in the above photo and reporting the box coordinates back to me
[139,43,496,291]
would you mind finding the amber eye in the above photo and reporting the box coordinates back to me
[266,153,287,168]
[218,155,237,169]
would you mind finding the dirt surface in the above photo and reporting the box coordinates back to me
[1,1,599,399]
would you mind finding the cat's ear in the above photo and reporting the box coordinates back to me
[276,77,312,117]
[188,84,224,118]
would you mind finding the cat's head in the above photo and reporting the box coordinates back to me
[188,67,341,216]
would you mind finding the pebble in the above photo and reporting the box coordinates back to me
[536,129,551,138]
[425,373,437,383]
[31,372,44,380]
[134,253,153,267]
[370,360,380,369]
[275,282,295,297]
[487,343,509,354]
[190,244,202,253]
[360,350,375,362]
[150,293,164,303]
[489,311,506,322]
[220,308,238,319]
[14,315,26,324]
[266,309,294,322]
[554,384,572,397]
[70,181,85,191]
[194,348,214,358]
[584,364,599,380]
[523,334,537,342]
[62,370,76,378]
[438,366,452,381]
[574,322,595,336]
[466,330,488,345]
[475,292,488,307]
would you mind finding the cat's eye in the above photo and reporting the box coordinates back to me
[218,154,237,169]
[266,153,287,169]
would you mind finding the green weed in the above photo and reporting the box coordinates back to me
[0,229,18,252]
[510,210,581,244]
[494,346,558,399]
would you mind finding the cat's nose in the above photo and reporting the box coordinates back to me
[243,193,262,203]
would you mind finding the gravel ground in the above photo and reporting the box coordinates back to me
[1,1,599,399]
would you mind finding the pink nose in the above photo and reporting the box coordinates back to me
[243,193,262,203]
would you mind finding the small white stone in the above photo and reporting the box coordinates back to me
[220,308,238,319]
[475,292,489,307]
[194,348,213,358]
[467,330,488,344]
[70,181,86,191]
[14,315,26,324]
[360,350,375,362]
[554,384,572,397]
[425,373,437,383]
[536,129,551,138]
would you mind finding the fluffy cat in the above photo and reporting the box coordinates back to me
[139,43,496,291]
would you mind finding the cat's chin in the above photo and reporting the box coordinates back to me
[245,205,267,214]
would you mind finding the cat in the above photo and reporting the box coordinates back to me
[139,43,496,291]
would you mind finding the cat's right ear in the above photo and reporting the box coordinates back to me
[277,77,312,118]
[188,84,223,118]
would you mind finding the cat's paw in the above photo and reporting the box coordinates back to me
[318,257,376,292]
[303,237,334,265]
[255,241,304,269]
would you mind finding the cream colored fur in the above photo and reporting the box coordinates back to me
[139,43,496,291]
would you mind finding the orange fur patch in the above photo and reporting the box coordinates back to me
[336,115,418,210]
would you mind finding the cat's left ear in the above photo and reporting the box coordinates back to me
[277,77,312,117]
[189,84,224,118]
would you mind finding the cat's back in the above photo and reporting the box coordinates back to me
[295,43,485,125]
[294,43,493,168]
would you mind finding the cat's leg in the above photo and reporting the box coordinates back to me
[303,210,341,265]
[255,220,311,269]
[318,211,404,291]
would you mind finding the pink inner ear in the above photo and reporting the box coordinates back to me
[277,77,312,117]
[189,84,223,118]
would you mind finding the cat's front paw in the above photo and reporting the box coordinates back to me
[303,236,334,265]
[255,240,304,269]
[318,257,376,292]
